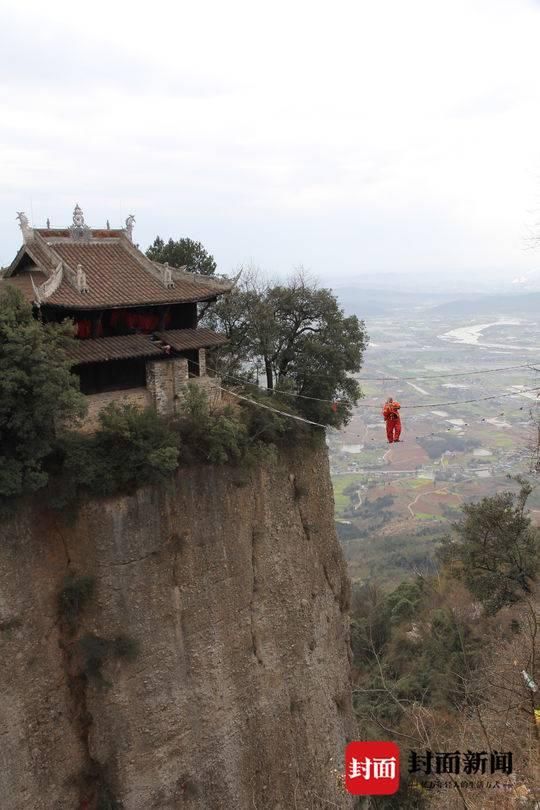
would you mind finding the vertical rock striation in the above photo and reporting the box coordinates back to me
[0,446,355,809]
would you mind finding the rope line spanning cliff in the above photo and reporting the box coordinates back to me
[220,387,328,427]
[218,383,540,431]
[192,356,540,408]
[182,357,540,426]
[392,386,540,410]
[355,361,540,381]
[217,360,539,387]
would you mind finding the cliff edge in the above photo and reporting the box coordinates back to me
[0,446,355,809]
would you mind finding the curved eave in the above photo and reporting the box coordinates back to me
[40,293,221,311]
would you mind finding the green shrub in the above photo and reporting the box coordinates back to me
[94,403,180,488]
[385,581,423,620]
[54,404,180,505]
[112,634,140,661]
[48,385,315,510]
[78,632,139,684]
[58,575,95,630]
[78,634,111,681]
[174,384,249,464]
[0,288,86,506]
[438,482,540,614]
[236,385,311,446]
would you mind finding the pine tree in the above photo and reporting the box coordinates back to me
[0,288,86,500]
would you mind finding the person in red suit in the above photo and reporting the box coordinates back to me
[382,397,402,443]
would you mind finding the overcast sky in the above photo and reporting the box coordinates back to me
[2,0,540,292]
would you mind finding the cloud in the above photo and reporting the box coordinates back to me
[1,0,540,289]
[0,11,229,98]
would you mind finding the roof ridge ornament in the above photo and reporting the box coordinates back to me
[162,262,175,288]
[75,263,89,293]
[63,261,89,294]
[31,261,64,306]
[70,203,91,240]
[16,211,33,242]
[125,214,135,242]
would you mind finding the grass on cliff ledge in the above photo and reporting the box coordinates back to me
[47,384,317,508]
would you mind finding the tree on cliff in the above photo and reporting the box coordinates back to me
[0,288,85,501]
[438,480,539,614]
[205,269,368,427]
[146,236,217,275]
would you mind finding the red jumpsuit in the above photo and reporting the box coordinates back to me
[383,401,401,443]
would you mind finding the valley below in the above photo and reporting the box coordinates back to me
[329,299,540,586]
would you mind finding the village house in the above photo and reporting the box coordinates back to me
[0,205,232,427]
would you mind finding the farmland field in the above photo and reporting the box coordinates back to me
[330,303,540,586]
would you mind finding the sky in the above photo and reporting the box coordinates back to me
[2,0,540,293]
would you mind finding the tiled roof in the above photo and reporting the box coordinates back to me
[25,240,58,271]
[66,334,164,365]
[47,241,226,308]
[0,271,47,298]
[64,328,227,365]
[158,328,228,351]
[4,230,233,310]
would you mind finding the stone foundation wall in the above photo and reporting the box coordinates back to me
[146,356,221,414]
[198,347,207,375]
[74,354,222,432]
[77,388,151,433]
[187,373,222,407]
[146,357,189,415]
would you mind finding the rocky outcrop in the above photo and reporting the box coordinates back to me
[0,446,355,809]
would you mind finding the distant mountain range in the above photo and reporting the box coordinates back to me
[429,291,540,318]
[332,287,454,317]
[331,285,540,319]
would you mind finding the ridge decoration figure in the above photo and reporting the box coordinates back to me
[382,397,401,444]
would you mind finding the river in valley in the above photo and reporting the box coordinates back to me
[439,320,540,352]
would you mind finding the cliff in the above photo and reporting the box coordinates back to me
[0,446,355,810]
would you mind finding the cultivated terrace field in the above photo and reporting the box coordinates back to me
[330,309,540,587]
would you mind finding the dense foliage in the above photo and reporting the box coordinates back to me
[439,481,540,614]
[227,380,313,445]
[206,270,368,427]
[48,385,310,508]
[146,236,217,275]
[351,479,539,806]
[0,288,85,505]
[173,384,248,464]
[54,404,181,504]
[0,272,363,506]
[352,579,483,720]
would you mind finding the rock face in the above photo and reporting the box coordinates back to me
[0,446,355,809]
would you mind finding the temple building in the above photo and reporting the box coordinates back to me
[0,205,232,426]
